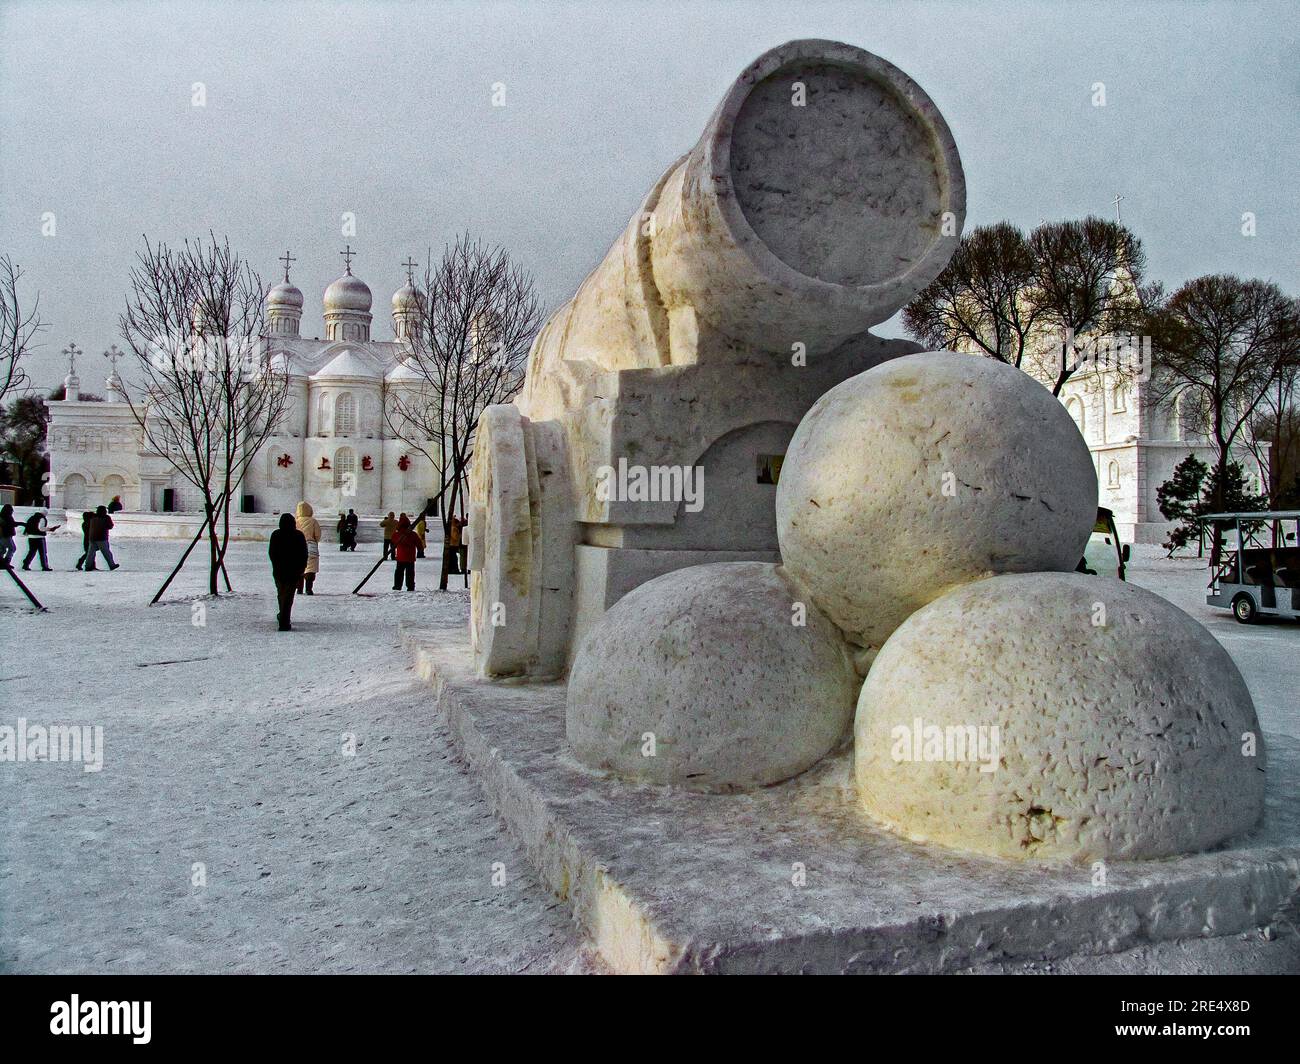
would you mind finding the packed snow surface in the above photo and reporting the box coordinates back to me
[1,535,1295,972]
[0,536,587,973]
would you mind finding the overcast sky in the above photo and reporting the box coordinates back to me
[2,0,1296,391]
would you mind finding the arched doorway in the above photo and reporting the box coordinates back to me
[671,420,797,550]
[63,473,87,509]
[103,474,126,507]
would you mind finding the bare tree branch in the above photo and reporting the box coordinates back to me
[384,234,543,584]
[118,234,288,596]
[0,255,46,404]
[1147,274,1300,562]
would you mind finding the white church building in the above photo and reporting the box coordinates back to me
[47,254,443,524]
[952,259,1265,545]
[1045,359,1243,544]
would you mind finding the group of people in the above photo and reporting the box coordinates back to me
[0,497,122,573]
[335,509,359,551]
[270,502,440,630]
[378,511,428,559]
[268,500,322,630]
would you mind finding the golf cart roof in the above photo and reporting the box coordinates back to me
[1198,511,1300,522]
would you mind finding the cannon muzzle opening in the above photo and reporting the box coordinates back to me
[521,39,965,402]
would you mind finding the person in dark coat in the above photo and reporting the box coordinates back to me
[268,512,308,631]
[0,504,17,569]
[337,512,349,552]
[21,510,58,571]
[345,509,358,551]
[391,514,419,591]
[107,495,124,513]
[74,510,95,570]
[84,505,118,570]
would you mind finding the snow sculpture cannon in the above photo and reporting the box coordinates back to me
[468,39,966,679]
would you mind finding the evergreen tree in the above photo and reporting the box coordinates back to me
[1157,455,1267,556]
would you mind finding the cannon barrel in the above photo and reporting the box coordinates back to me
[521,39,965,419]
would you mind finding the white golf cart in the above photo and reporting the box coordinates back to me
[1200,510,1300,623]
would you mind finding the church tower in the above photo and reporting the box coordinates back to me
[323,245,372,342]
[266,250,304,337]
[391,257,425,342]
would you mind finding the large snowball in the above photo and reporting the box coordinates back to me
[855,572,1266,862]
[776,351,1097,654]
[567,562,857,792]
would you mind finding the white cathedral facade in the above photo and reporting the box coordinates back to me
[47,256,441,521]
[1046,361,1233,544]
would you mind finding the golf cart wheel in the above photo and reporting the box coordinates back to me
[1232,593,1257,624]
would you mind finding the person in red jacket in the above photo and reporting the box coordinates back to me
[391,513,419,591]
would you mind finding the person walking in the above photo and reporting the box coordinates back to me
[0,504,17,569]
[447,512,468,574]
[21,509,58,571]
[336,512,349,552]
[345,509,358,551]
[391,514,419,591]
[295,500,321,594]
[74,510,94,570]
[380,511,398,559]
[413,512,427,558]
[84,505,118,570]
[268,512,308,631]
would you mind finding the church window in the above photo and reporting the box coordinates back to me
[1107,461,1120,488]
[316,392,331,434]
[334,447,356,489]
[335,392,356,435]
[1112,383,1127,412]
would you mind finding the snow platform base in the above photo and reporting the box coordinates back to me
[405,626,1300,975]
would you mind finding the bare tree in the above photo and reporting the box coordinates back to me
[1,255,45,404]
[119,235,288,597]
[903,217,1155,405]
[1244,356,1300,508]
[1026,217,1154,396]
[1148,275,1300,564]
[385,234,543,588]
[902,222,1043,369]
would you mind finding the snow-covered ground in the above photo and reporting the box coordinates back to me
[0,534,588,973]
[0,536,1295,973]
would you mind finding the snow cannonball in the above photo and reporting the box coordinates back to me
[567,562,857,793]
[854,572,1266,862]
[775,351,1098,654]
